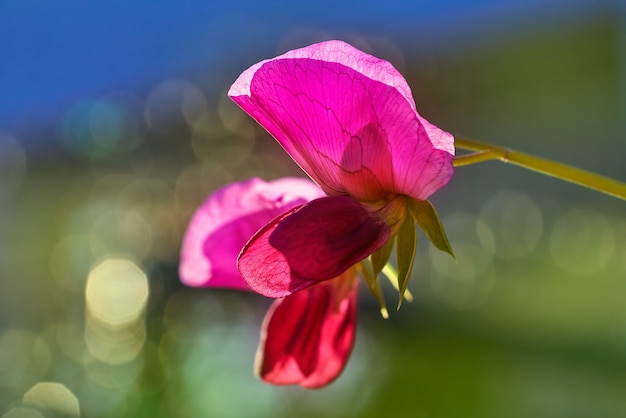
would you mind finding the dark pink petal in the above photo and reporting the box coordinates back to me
[179,177,323,290]
[256,273,358,388]
[238,195,390,297]
[229,40,454,202]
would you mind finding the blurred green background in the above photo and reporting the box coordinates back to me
[1,1,625,417]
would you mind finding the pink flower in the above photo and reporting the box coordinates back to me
[180,177,358,388]
[229,40,455,301]
[181,40,456,389]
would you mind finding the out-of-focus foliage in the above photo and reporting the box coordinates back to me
[1,5,625,417]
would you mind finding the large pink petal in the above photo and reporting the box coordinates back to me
[256,274,358,388]
[238,195,390,297]
[229,40,454,202]
[179,177,324,290]
[228,40,417,110]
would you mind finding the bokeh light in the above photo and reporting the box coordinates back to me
[63,96,147,159]
[145,80,208,131]
[22,382,79,417]
[0,331,50,395]
[89,209,153,263]
[85,258,149,328]
[479,191,543,259]
[89,92,147,154]
[50,234,97,292]
[85,258,149,374]
[2,407,44,418]
[549,208,615,276]
[429,212,496,309]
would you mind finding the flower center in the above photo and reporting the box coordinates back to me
[364,194,408,237]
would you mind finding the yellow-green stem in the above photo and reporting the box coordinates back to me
[454,137,626,201]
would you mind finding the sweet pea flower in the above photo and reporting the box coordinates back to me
[180,177,358,388]
[229,40,455,305]
[181,40,456,389]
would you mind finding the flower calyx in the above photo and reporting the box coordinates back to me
[363,197,454,314]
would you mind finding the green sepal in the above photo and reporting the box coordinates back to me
[381,263,414,302]
[360,258,389,319]
[371,237,394,279]
[409,199,455,259]
[396,214,417,309]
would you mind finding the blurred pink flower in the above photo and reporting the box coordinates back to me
[229,40,455,299]
[179,177,322,290]
[180,177,357,388]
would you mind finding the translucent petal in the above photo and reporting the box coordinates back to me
[256,274,358,388]
[179,177,323,289]
[229,40,454,202]
[238,195,390,297]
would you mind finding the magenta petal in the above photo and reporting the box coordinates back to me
[229,40,455,202]
[179,177,323,289]
[238,195,390,297]
[256,276,358,388]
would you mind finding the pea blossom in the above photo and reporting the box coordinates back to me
[180,177,359,388]
[229,40,455,305]
[180,40,456,389]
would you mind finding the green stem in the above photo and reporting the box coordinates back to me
[454,137,626,201]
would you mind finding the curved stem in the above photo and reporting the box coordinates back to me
[454,137,626,201]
